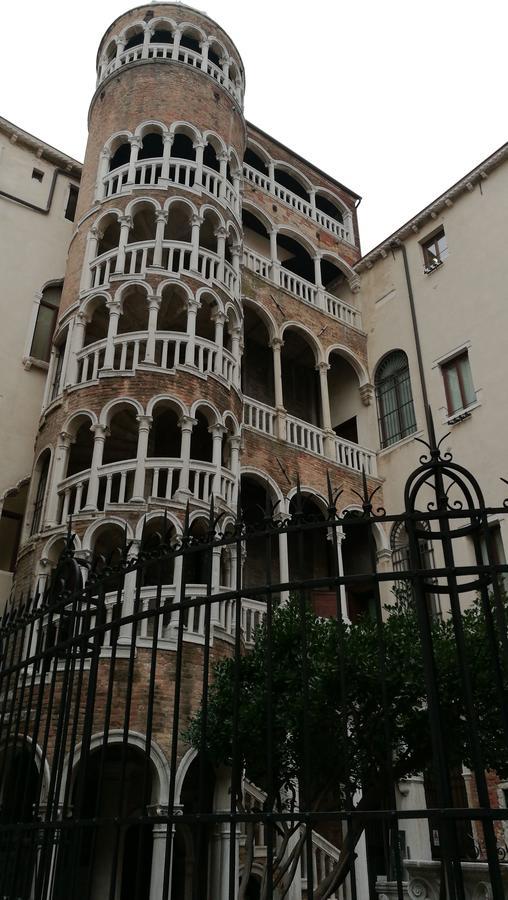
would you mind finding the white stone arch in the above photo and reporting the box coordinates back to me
[163,194,199,217]
[168,120,202,144]
[228,146,242,176]
[224,300,242,332]
[158,277,194,302]
[313,185,350,220]
[242,198,276,235]
[133,119,169,141]
[339,503,389,553]
[82,516,134,553]
[372,347,411,384]
[119,20,147,45]
[273,159,313,194]
[147,16,177,37]
[200,202,225,229]
[195,285,225,314]
[241,296,277,342]
[0,475,30,504]
[280,320,325,364]
[99,37,119,69]
[40,530,82,563]
[320,248,357,282]
[80,290,111,320]
[222,410,240,436]
[188,509,210,529]
[58,729,170,807]
[93,207,123,232]
[276,223,317,260]
[125,195,162,218]
[146,393,189,419]
[285,485,328,517]
[225,218,241,244]
[202,129,227,156]
[244,137,272,168]
[178,21,207,43]
[206,33,228,62]
[134,509,182,540]
[103,131,133,155]
[62,409,98,438]
[240,466,285,507]
[99,396,144,428]
[174,747,197,806]
[325,343,370,386]
[0,735,51,805]
[190,399,222,426]
[113,278,154,307]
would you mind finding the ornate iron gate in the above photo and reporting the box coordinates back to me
[1,425,508,899]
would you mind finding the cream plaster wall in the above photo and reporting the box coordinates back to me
[349,160,508,570]
[0,130,78,601]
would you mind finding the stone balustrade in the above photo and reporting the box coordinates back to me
[242,248,362,329]
[243,162,353,243]
[243,396,377,476]
[100,42,244,105]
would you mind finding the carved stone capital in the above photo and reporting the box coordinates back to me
[136,414,153,431]
[359,383,374,406]
[178,415,197,432]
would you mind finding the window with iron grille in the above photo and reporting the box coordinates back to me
[441,350,476,416]
[375,350,417,448]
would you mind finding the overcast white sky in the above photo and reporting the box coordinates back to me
[2,0,507,252]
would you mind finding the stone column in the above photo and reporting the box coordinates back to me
[278,529,290,604]
[212,310,226,376]
[184,297,200,366]
[308,187,316,213]
[193,141,205,187]
[269,230,280,285]
[210,424,227,499]
[149,820,169,900]
[232,171,241,216]
[171,28,182,60]
[176,416,197,501]
[220,57,230,81]
[152,211,168,268]
[131,415,152,503]
[115,39,125,68]
[200,39,209,70]
[271,337,286,440]
[44,431,72,527]
[161,133,174,181]
[65,312,87,386]
[313,254,326,309]
[120,538,140,643]
[218,152,229,199]
[190,214,203,272]
[103,300,122,369]
[141,25,150,59]
[317,361,335,458]
[83,424,109,511]
[80,226,101,293]
[215,226,227,282]
[144,296,162,364]
[228,435,241,508]
[230,326,242,389]
[126,137,142,184]
[334,527,349,622]
[95,148,111,202]
[114,215,133,274]
[268,159,275,188]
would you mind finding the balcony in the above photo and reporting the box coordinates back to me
[56,458,236,525]
[89,239,238,297]
[243,162,353,244]
[76,331,237,385]
[103,157,240,216]
[99,42,244,106]
[243,396,377,476]
[242,248,362,330]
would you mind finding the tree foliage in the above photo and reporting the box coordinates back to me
[187,589,508,896]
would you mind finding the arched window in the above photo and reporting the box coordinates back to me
[31,451,51,536]
[375,351,417,448]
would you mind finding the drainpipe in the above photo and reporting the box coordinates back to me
[391,240,430,438]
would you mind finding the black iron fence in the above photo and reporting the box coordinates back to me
[1,424,508,899]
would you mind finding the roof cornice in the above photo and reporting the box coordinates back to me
[0,116,82,177]
[356,140,508,272]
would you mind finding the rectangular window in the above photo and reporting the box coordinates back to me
[30,284,62,362]
[441,351,476,415]
[422,228,448,272]
[32,168,44,182]
[65,184,79,221]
